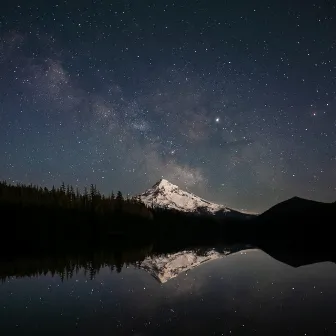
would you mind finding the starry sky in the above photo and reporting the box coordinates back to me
[0,0,335,212]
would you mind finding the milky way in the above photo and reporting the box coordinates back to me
[0,1,335,212]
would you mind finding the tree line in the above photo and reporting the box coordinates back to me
[0,180,155,250]
[0,180,151,219]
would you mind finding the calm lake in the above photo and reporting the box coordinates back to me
[1,246,336,335]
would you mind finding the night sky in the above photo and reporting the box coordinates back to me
[0,0,335,212]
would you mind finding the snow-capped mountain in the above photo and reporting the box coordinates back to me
[138,179,251,218]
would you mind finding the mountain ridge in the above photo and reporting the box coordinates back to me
[259,195,335,219]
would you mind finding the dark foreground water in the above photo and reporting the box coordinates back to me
[1,247,336,335]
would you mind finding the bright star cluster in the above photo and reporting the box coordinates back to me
[0,1,335,212]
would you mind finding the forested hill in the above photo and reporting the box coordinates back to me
[0,181,153,249]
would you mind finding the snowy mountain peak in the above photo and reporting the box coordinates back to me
[152,178,177,190]
[139,179,233,215]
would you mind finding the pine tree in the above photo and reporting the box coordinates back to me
[90,184,97,211]
[83,187,89,209]
[70,186,75,200]
[90,184,96,201]
[60,182,66,194]
[76,188,80,199]
[116,191,123,201]
[115,191,124,213]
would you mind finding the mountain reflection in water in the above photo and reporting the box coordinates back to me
[0,244,247,282]
[1,244,336,336]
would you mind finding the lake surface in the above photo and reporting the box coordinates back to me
[1,246,336,335]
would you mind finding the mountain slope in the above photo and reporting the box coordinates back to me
[138,179,251,218]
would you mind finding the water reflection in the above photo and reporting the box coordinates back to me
[142,250,227,283]
[141,245,248,283]
[0,245,153,282]
[1,245,336,335]
[0,244,248,282]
